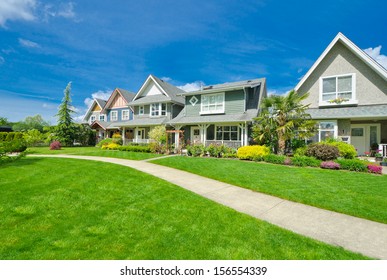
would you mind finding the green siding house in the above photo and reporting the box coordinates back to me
[169,78,267,148]
[295,33,387,156]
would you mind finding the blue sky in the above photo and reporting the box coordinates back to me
[1,0,386,123]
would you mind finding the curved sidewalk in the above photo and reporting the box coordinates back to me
[29,154,387,259]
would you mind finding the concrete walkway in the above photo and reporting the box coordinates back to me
[29,154,387,259]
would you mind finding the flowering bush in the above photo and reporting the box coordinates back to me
[50,141,62,150]
[101,143,121,150]
[321,161,340,170]
[367,164,383,175]
[306,143,340,161]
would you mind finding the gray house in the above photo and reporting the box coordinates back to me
[169,78,267,148]
[295,32,387,156]
[113,74,185,143]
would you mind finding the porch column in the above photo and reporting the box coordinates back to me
[134,127,138,143]
[174,125,182,149]
[244,122,248,146]
[122,127,126,145]
[198,124,210,145]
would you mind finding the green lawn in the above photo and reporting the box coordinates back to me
[152,157,387,224]
[0,157,368,259]
[27,146,160,161]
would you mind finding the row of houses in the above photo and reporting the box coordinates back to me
[83,33,387,156]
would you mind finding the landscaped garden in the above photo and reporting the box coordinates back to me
[0,157,368,260]
[153,156,387,224]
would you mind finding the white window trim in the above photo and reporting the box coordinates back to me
[90,115,96,123]
[149,103,167,117]
[215,125,240,141]
[139,106,144,115]
[122,109,130,120]
[99,114,106,122]
[200,92,225,115]
[110,110,118,121]
[318,120,338,142]
[319,73,357,107]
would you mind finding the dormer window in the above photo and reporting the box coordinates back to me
[99,115,105,122]
[319,74,357,106]
[110,111,118,121]
[200,92,225,114]
[90,115,96,123]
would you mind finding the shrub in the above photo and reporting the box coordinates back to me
[96,138,123,147]
[237,145,270,160]
[320,161,340,170]
[222,153,238,158]
[306,143,340,161]
[50,141,62,150]
[323,139,357,159]
[186,144,206,157]
[294,146,307,157]
[291,156,322,167]
[367,164,383,175]
[335,159,367,172]
[118,145,151,153]
[284,157,292,165]
[263,154,286,164]
[101,143,121,150]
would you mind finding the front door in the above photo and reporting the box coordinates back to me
[191,126,201,144]
[351,124,380,156]
[137,128,146,142]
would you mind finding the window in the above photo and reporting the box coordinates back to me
[110,111,118,121]
[200,93,224,114]
[318,121,337,141]
[99,115,105,122]
[150,103,167,117]
[216,126,239,141]
[122,110,130,120]
[139,106,144,115]
[320,74,356,105]
[90,115,96,123]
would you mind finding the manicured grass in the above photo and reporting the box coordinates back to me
[0,157,367,259]
[27,146,160,161]
[153,157,387,224]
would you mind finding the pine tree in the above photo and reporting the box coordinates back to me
[55,82,75,146]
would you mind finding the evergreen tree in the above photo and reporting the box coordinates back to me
[55,82,75,146]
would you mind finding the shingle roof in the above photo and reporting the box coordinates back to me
[117,88,136,102]
[151,75,185,104]
[110,117,169,128]
[182,78,265,96]
[91,121,116,130]
[95,98,107,109]
[306,104,387,119]
[128,94,172,106]
[169,109,259,125]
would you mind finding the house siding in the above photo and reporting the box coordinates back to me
[106,108,133,122]
[299,41,387,108]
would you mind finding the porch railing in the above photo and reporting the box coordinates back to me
[123,138,155,144]
[205,140,242,149]
[379,144,387,157]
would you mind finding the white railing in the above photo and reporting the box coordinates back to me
[379,144,387,157]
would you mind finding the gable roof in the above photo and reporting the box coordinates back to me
[295,32,387,91]
[83,98,107,122]
[182,78,265,96]
[130,74,185,105]
[102,88,136,113]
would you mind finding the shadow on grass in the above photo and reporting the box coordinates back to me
[0,156,43,168]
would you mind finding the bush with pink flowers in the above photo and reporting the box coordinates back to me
[50,141,62,150]
[367,164,383,175]
[321,161,340,170]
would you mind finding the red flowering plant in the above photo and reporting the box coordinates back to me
[367,164,383,175]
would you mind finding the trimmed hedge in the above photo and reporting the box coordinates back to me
[118,145,152,153]
[291,156,322,167]
[263,154,286,164]
[323,140,357,159]
[237,145,270,160]
[335,159,367,172]
[0,132,24,142]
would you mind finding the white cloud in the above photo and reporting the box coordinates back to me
[84,89,112,108]
[0,0,36,27]
[363,45,387,69]
[19,38,40,48]
[43,2,76,21]
[177,81,204,92]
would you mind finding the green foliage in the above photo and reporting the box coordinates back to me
[0,117,10,126]
[206,144,236,158]
[101,143,121,150]
[12,115,50,132]
[263,154,286,164]
[306,143,340,161]
[73,124,96,146]
[294,146,307,157]
[118,145,152,153]
[148,126,167,153]
[252,90,317,155]
[96,138,114,147]
[55,82,76,146]
[186,144,206,157]
[23,129,46,146]
[291,156,322,167]
[335,159,368,172]
[237,145,270,160]
[322,139,357,159]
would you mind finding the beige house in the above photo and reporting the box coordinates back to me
[295,32,387,156]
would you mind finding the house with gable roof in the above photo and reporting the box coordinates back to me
[169,78,267,148]
[295,32,387,156]
[84,88,135,141]
[113,74,186,144]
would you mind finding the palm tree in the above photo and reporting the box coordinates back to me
[252,90,316,155]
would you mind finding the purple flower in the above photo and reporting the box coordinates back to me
[367,164,383,175]
[320,161,340,170]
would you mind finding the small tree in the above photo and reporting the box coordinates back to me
[55,82,76,146]
[148,126,166,153]
[252,90,317,155]
[12,115,50,132]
